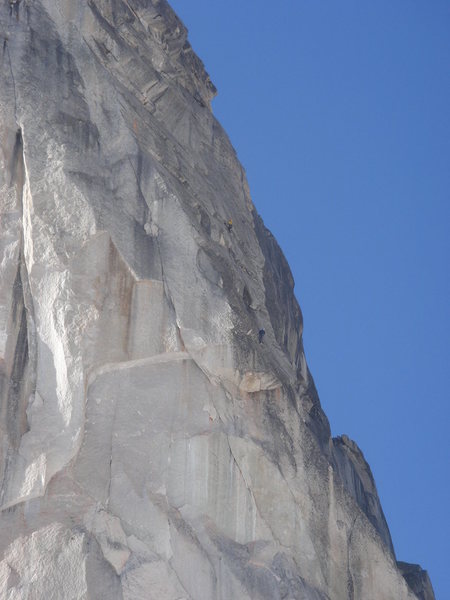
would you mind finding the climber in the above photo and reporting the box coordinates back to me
[258,329,265,344]
[9,0,19,19]
[226,219,233,232]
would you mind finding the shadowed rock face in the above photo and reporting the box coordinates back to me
[0,1,433,599]
[331,435,394,556]
[397,562,436,600]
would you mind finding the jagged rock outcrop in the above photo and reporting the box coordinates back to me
[397,562,435,600]
[0,1,434,599]
[331,435,394,555]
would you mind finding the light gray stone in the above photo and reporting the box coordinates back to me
[0,1,433,599]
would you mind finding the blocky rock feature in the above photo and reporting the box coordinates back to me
[397,562,436,600]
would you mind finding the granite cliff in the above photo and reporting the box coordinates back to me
[0,1,434,599]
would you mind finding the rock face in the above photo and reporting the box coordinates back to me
[397,563,436,600]
[0,1,434,599]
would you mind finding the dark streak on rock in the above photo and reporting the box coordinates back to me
[9,128,23,187]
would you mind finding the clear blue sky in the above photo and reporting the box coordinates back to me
[170,1,449,597]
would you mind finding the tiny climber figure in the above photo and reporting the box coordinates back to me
[9,0,19,19]
[226,219,233,232]
[258,329,265,344]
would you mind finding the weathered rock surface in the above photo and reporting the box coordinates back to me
[397,562,436,600]
[0,1,434,599]
[331,435,394,555]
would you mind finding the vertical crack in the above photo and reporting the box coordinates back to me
[346,515,359,600]
[10,128,23,187]
[0,120,37,507]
